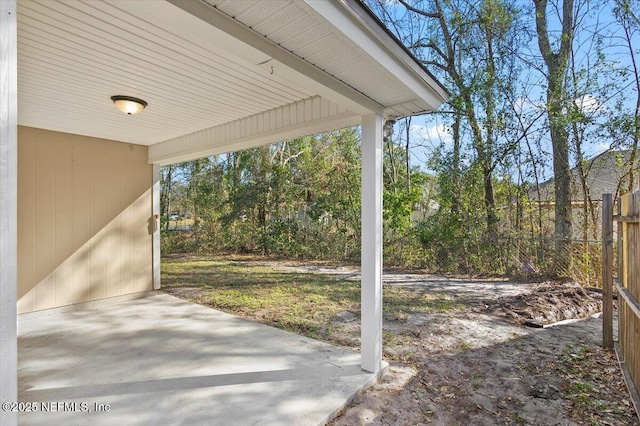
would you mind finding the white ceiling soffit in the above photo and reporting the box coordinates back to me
[16,0,447,150]
[201,0,448,115]
[17,0,316,145]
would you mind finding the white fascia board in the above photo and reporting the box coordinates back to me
[165,0,383,116]
[149,96,360,165]
[303,0,449,112]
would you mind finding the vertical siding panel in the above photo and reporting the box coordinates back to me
[17,128,36,312]
[119,145,135,296]
[72,136,90,303]
[230,121,236,141]
[298,100,305,123]
[283,105,290,127]
[329,101,338,116]
[87,141,108,302]
[103,217,121,298]
[17,127,153,313]
[127,145,140,293]
[233,121,242,138]
[34,129,56,310]
[257,113,264,133]
[104,143,123,298]
[304,99,312,122]
[312,97,320,120]
[133,191,148,292]
[321,98,329,118]
[269,110,276,131]
[121,197,135,295]
[129,192,141,293]
[53,134,74,307]
[240,118,247,139]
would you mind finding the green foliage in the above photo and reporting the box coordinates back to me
[384,187,421,234]
[162,0,640,284]
[161,129,365,261]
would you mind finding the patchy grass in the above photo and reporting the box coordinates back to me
[161,254,459,347]
[160,254,638,426]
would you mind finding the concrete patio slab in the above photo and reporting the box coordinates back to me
[18,292,381,426]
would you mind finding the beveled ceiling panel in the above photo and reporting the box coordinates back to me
[206,0,419,108]
[17,0,313,145]
[17,0,446,149]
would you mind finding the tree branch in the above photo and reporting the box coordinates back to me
[534,0,554,67]
[397,0,440,19]
[421,60,449,72]
[558,0,575,65]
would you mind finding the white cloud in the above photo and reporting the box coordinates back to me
[409,123,453,147]
[574,94,603,114]
[513,96,542,113]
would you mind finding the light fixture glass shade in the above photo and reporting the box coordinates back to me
[111,95,148,115]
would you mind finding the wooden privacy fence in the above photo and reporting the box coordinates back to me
[602,190,640,418]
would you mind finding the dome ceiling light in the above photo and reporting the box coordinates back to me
[111,95,148,115]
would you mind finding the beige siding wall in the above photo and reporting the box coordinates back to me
[18,126,153,313]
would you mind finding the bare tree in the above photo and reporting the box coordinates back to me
[533,0,575,275]
[614,0,640,192]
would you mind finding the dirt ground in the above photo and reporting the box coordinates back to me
[254,262,639,426]
[163,257,639,425]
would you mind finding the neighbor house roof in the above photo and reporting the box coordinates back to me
[532,150,639,202]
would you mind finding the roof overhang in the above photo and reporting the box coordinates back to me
[16,0,448,165]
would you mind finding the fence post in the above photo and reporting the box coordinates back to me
[617,197,623,285]
[602,193,614,349]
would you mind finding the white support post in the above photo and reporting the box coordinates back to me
[360,113,383,373]
[152,164,161,290]
[0,1,18,425]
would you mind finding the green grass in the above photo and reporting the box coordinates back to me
[167,218,194,227]
[161,255,459,347]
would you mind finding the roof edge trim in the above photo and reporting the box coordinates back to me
[341,0,450,101]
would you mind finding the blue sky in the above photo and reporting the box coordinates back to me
[369,0,639,181]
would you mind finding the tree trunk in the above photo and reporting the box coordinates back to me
[160,164,174,230]
[534,0,575,276]
[549,79,573,275]
[451,112,462,217]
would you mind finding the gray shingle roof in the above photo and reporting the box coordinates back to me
[532,150,639,202]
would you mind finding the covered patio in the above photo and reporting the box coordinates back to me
[18,292,378,425]
[1,1,447,425]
